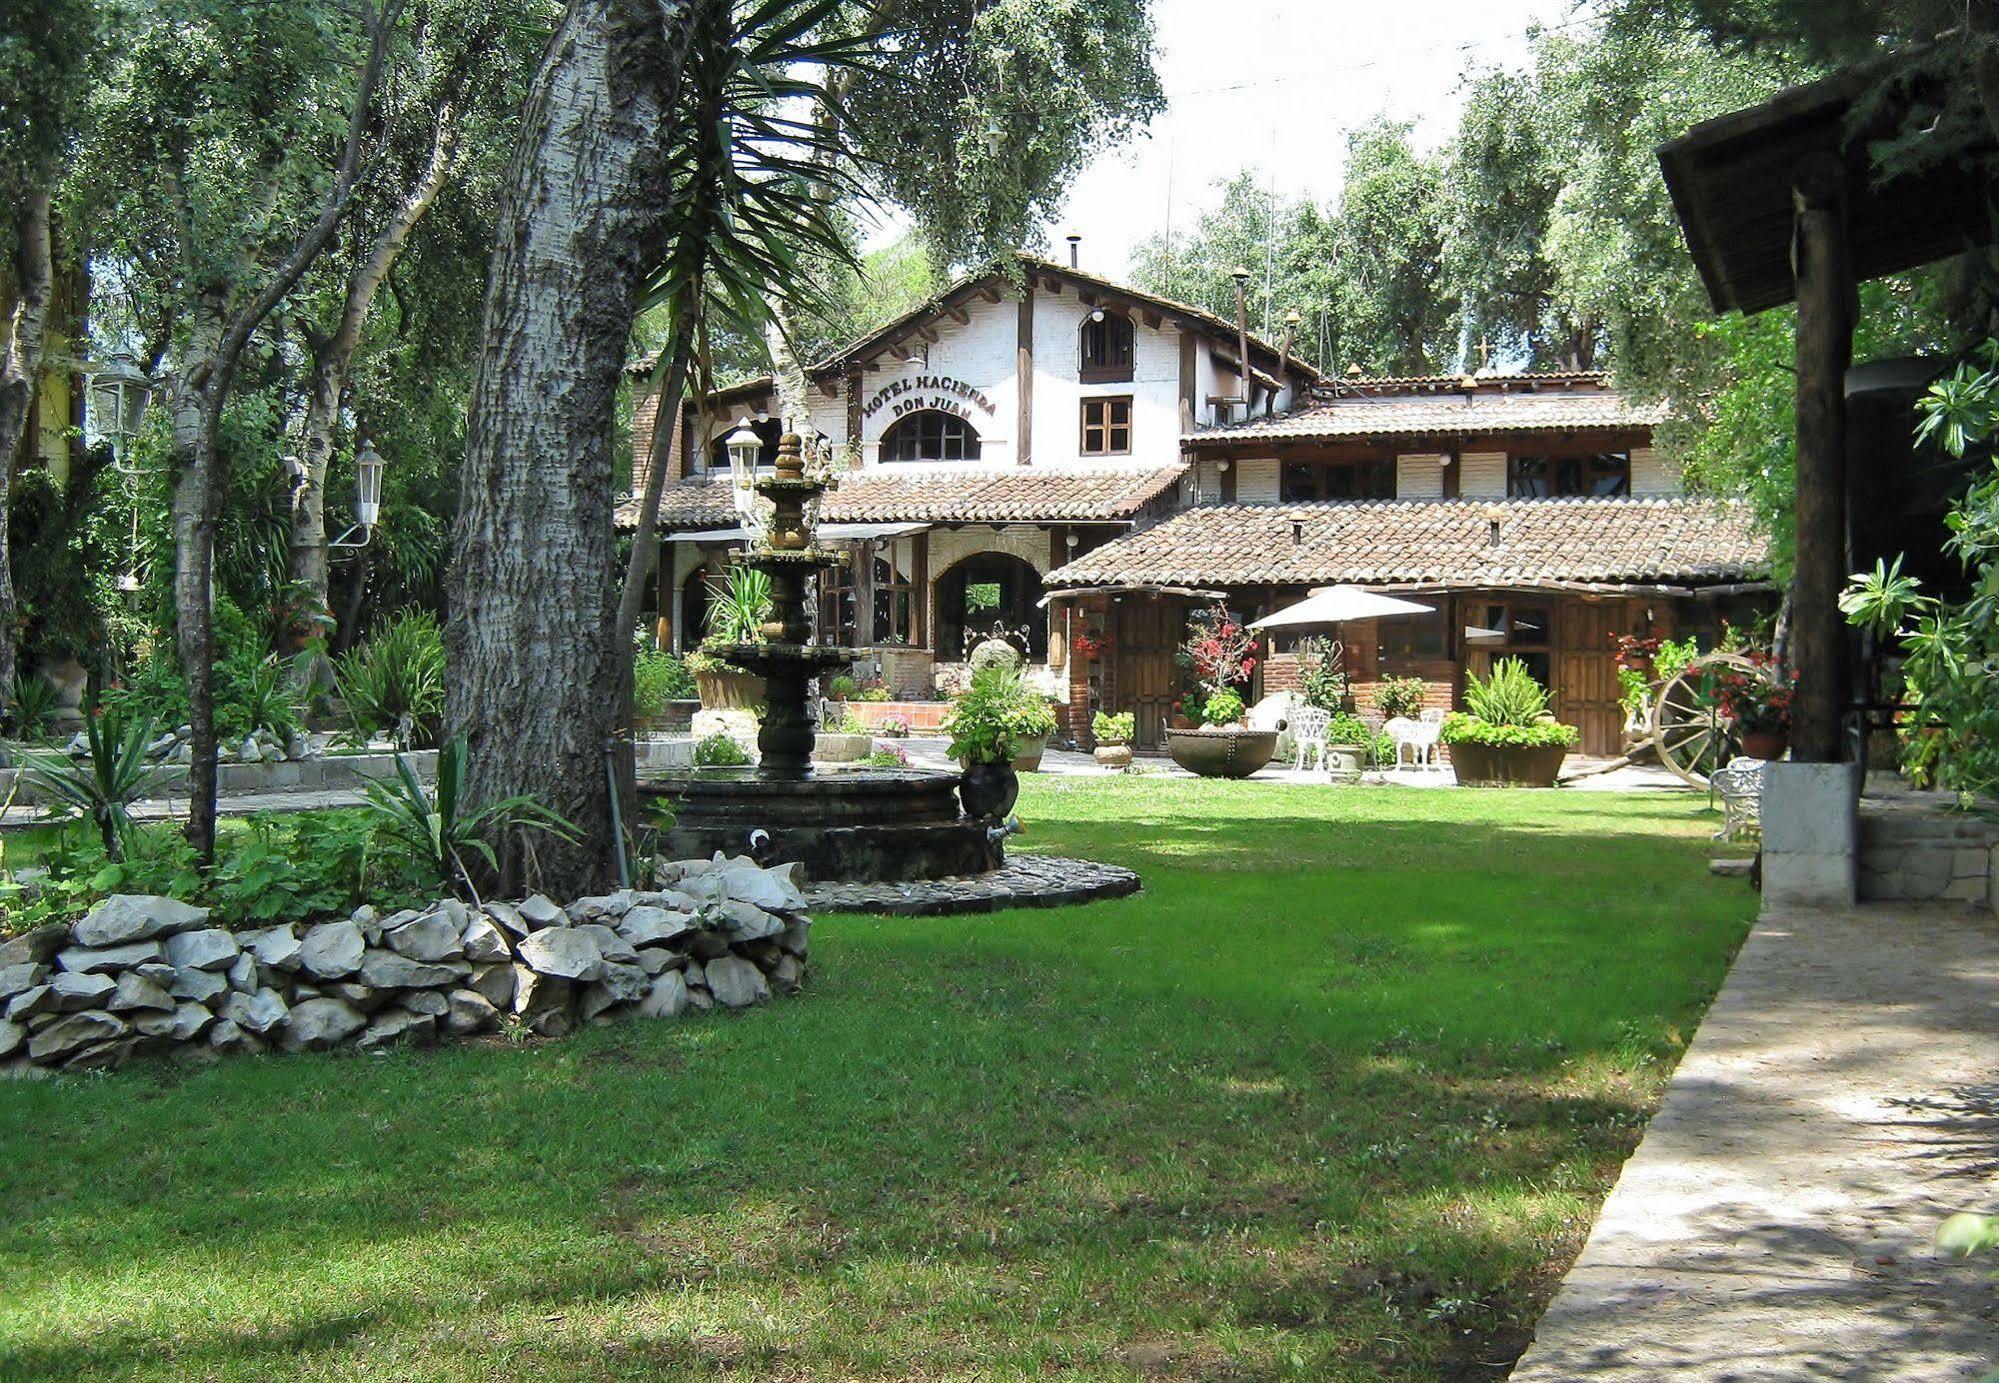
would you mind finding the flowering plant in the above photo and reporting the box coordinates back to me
[1714,656,1795,735]
[1610,632,1662,677]
[1071,628,1111,660]
[1178,607,1258,699]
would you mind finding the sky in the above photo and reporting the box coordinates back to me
[1039,0,1583,279]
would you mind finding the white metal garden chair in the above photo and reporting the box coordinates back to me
[1288,704,1333,775]
[1385,715,1442,771]
[1710,756,1767,842]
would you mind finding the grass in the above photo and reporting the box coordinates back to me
[0,779,1753,1380]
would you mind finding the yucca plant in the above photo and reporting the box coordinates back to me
[705,566,774,647]
[1463,657,1555,726]
[21,708,172,861]
[4,674,61,742]
[336,609,446,748]
[360,734,577,902]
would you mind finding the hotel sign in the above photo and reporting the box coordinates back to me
[862,374,999,422]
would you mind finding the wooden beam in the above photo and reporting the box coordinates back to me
[916,325,939,344]
[1017,281,1035,466]
[977,284,1002,303]
[1142,309,1163,331]
[944,305,970,324]
[1790,150,1854,763]
[1178,331,1197,434]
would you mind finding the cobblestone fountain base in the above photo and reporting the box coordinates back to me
[800,853,1140,916]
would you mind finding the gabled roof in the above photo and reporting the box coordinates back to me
[1185,383,1662,447]
[615,465,1188,532]
[1044,496,1766,590]
[804,254,1321,383]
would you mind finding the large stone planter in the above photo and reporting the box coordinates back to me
[1093,743,1133,769]
[694,666,765,711]
[878,646,935,701]
[1447,741,1568,787]
[1166,727,1279,779]
[812,732,873,764]
[1322,743,1366,783]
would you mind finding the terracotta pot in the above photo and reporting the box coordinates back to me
[959,759,1020,819]
[1010,733,1049,773]
[1093,743,1133,769]
[694,666,765,711]
[1166,727,1279,779]
[1739,729,1789,761]
[1447,741,1569,787]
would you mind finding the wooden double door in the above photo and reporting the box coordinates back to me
[1112,597,1186,750]
[1464,594,1638,757]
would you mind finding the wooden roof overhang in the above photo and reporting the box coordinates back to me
[1185,427,1652,461]
[1658,58,1996,315]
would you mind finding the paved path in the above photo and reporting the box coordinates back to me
[1511,903,1999,1381]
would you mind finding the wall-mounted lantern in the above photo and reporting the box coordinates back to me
[330,438,388,550]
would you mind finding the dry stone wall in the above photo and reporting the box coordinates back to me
[0,855,809,1074]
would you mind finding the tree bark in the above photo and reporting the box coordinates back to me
[0,184,56,702]
[175,1,399,862]
[290,112,459,619]
[445,0,702,897]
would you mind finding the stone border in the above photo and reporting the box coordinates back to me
[800,853,1140,916]
[0,749,437,807]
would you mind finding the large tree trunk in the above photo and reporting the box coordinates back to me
[0,185,56,702]
[445,0,702,897]
[290,115,458,620]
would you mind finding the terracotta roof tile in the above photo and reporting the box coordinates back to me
[1185,388,1663,445]
[617,465,1188,531]
[1045,496,1768,589]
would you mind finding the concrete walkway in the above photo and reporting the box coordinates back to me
[1512,903,1999,1381]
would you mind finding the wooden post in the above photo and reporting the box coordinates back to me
[853,538,875,646]
[1790,153,1854,763]
[1016,284,1034,465]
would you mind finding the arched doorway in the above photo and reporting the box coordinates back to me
[936,553,1045,661]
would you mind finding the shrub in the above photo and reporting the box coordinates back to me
[1373,675,1427,720]
[633,650,696,717]
[827,673,858,699]
[824,705,868,735]
[20,707,171,860]
[1092,710,1135,744]
[1324,711,1373,746]
[1201,689,1246,726]
[4,673,60,741]
[877,713,910,738]
[1296,637,1348,711]
[865,744,912,769]
[1463,658,1554,726]
[1439,712,1579,749]
[854,681,893,702]
[693,733,752,767]
[705,566,773,646]
[359,735,577,901]
[336,610,446,748]
[945,662,1053,764]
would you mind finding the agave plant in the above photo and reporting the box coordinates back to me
[21,708,172,861]
[360,734,577,902]
[4,673,61,742]
[705,566,774,647]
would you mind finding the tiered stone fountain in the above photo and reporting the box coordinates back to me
[650,434,1001,882]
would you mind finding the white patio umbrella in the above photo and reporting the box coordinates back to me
[1248,585,1434,630]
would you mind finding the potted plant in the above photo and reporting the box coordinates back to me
[692,567,771,710]
[944,662,1032,818]
[1714,657,1795,760]
[1164,609,1279,778]
[1091,710,1135,768]
[1372,674,1426,722]
[1319,710,1377,782]
[1439,658,1579,787]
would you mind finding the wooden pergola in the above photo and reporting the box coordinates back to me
[1658,61,1994,762]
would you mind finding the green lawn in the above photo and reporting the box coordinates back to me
[0,779,1752,1380]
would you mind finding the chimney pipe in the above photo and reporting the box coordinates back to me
[1231,266,1252,422]
[1066,233,1081,269]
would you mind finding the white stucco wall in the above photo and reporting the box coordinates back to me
[1028,293,1187,470]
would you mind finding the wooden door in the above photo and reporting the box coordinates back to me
[1556,599,1632,757]
[1113,598,1184,750]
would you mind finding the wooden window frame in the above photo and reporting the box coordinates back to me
[1080,395,1134,457]
[881,408,982,462]
[1279,458,1395,502]
[1079,312,1135,384]
[1508,451,1631,498]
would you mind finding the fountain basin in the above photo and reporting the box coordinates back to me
[645,767,1000,883]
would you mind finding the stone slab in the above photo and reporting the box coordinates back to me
[1512,903,1999,1381]
[800,853,1140,917]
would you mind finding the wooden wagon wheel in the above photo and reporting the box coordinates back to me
[1648,652,1765,788]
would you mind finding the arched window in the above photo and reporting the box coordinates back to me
[1079,310,1134,383]
[881,409,981,462]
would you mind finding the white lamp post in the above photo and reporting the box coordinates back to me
[330,438,388,550]
[725,416,771,546]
